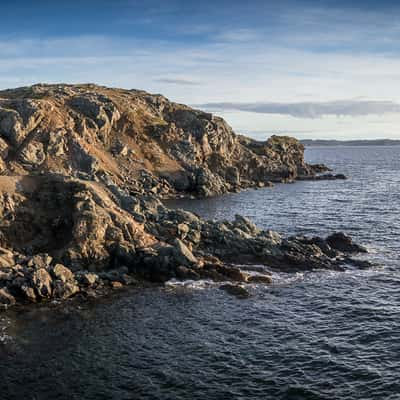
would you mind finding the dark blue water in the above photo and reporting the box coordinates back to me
[1,146,400,400]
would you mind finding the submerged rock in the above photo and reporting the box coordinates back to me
[246,274,273,284]
[219,284,250,298]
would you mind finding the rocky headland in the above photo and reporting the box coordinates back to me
[0,84,366,308]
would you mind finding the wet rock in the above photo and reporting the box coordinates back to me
[326,232,367,253]
[345,258,374,269]
[215,265,248,282]
[246,274,273,284]
[219,284,250,298]
[175,265,200,280]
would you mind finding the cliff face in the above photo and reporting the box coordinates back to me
[0,84,362,308]
[0,84,318,197]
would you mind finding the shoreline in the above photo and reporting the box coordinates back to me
[0,173,371,310]
[0,84,366,311]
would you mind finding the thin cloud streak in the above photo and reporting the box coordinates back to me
[154,78,201,86]
[195,100,400,118]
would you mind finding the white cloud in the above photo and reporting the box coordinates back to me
[0,28,399,139]
[194,100,400,118]
[154,78,201,86]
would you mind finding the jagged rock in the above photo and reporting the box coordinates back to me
[0,84,367,309]
[172,239,197,266]
[32,268,53,298]
[0,288,16,306]
[175,265,200,280]
[20,285,37,302]
[0,248,14,268]
[326,232,367,253]
[233,214,259,235]
[52,264,74,283]
[0,84,332,198]
[19,141,46,167]
[53,281,80,299]
[27,254,53,269]
[78,272,99,286]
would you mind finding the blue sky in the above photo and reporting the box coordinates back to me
[1,0,400,139]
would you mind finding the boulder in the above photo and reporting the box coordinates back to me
[172,239,197,266]
[52,264,74,283]
[27,254,53,269]
[20,285,37,303]
[219,284,250,298]
[78,272,99,286]
[32,268,53,298]
[0,288,16,306]
[53,281,80,299]
[0,248,15,268]
[110,281,123,289]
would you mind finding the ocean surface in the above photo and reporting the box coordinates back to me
[2,146,400,400]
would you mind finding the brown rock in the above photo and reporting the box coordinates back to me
[52,264,74,283]
[32,268,52,298]
[0,288,16,306]
[53,281,80,299]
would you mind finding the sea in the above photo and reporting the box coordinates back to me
[1,146,400,400]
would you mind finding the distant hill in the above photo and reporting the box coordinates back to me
[301,139,400,147]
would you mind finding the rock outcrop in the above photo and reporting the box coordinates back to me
[0,84,362,308]
[0,84,334,198]
[0,174,370,308]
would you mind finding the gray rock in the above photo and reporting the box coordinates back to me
[172,239,197,266]
[326,232,367,253]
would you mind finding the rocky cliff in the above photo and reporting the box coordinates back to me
[0,84,362,308]
[0,84,326,198]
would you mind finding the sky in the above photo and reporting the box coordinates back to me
[0,0,400,140]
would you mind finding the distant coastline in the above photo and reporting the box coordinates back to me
[301,139,400,146]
